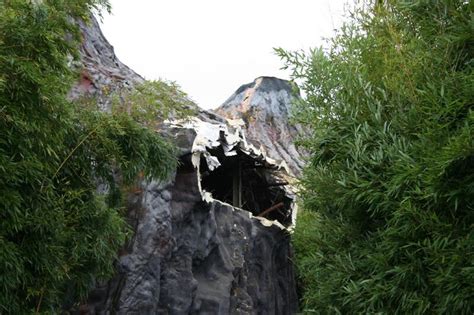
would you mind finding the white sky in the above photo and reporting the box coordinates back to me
[99,0,349,109]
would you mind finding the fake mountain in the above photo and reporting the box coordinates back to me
[73,16,299,314]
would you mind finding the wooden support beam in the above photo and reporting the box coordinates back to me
[233,161,242,208]
[257,202,285,218]
[266,181,289,187]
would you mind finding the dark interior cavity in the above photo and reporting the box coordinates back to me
[199,147,292,226]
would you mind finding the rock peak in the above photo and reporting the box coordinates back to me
[215,77,308,176]
[218,76,297,116]
[231,76,294,99]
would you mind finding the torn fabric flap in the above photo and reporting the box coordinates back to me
[203,152,221,171]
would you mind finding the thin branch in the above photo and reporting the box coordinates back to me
[258,202,285,218]
[41,122,103,192]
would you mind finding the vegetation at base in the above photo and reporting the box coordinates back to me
[0,1,186,312]
[278,0,473,313]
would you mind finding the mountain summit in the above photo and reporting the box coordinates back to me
[216,76,308,175]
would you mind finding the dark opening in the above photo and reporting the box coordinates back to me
[200,147,292,226]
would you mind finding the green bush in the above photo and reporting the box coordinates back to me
[278,0,473,313]
[0,1,180,312]
[110,80,196,124]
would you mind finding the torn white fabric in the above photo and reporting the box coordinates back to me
[167,116,298,230]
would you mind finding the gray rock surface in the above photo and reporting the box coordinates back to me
[215,77,309,176]
[83,145,298,315]
[72,16,299,315]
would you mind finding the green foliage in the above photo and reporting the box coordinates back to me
[110,79,196,124]
[0,1,179,313]
[279,0,473,313]
[80,79,197,125]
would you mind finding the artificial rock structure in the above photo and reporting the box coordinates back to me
[74,16,305,315]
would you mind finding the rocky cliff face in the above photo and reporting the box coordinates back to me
[216,77,308,176]
[74,16,299,315]
[84,122,298,314]
[69,16,143,110]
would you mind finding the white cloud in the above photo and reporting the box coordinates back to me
[99,0,349,109]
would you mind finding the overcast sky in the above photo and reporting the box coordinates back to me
[99,0,349,109]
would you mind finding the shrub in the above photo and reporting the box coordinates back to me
[0,1,180,312]
[278,0,473,313]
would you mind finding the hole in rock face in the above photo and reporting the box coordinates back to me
[199,147,293,226]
